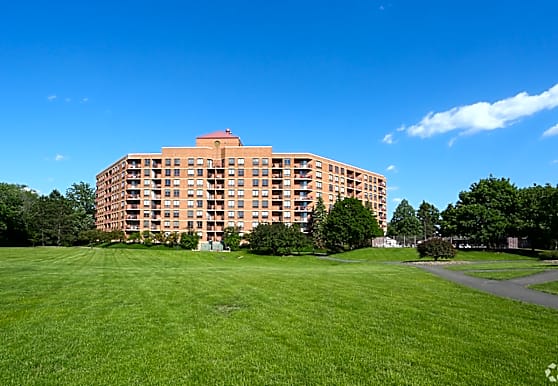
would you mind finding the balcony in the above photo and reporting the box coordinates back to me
[294,195,312,201]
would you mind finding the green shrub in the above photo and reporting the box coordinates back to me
[417,238,456,261]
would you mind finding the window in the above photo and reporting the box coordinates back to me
[252,169,259,177]
[252,200,259,208]
[228,168,235,176]
[238,200,244,208]
[164,210,171,218]
[237,221,244,229]
[284,180,291,186]
[187,221,194,228]
[196,200,203,208]
[187,210,194,218]
[144,169,151,176]
[188,158,194,166]
[164,200,171,208]
[228,211,235,218]
[284,212,291,218]
[262,200,269,208]
[316,161,322,168]
[334,176,339,183]
[229,158,235,165]
[173,200,180,207]
[197,169,203,176]
[252,211,259,218]
[144,189,150,197]
[187,200,194,208]
[196,190,203,197]
[187,169,195,176]
[165,189,171,197]
[197,158,204,165]
[187,189,194,197]
[173,221,179,228]
[284,200,291,208]
[165,159,171,166]
[165,169,171,176]
[174,158,181,166]
[228,190,235,197]
[196,179,203,186]
[328,174,333,181]
[228,200,235,208]
[341,167,345,175]
[284,158,291,166]
[238,158,245,165]
[262,179,269,187]
[262,190,269,197]
[252,190,259,197]
[316,171,322,178]
[228,221,235,227]
[196,210,203,218]
[144,179,151,186]
[252,179,259,187]
[237,190,244,197]
[143,211,150,218]
[238,211,244,219]
[237,179,244,187]
[228,179,235,186]
[165,179,171,186]
[329,184,333,192]
[262,169,269,177]
[252,158,259,166]
[173,190,180,197]
[262,211,269,218]
[328,194,333,201]
[173,211,179,218]
[238,169,244,177]
[164,221,170,228]
[187,179,194,186]
[316,182,322,189]
[329,165,333,172]
[144,159,151,166]
[284,190,291,197]
[172,179,179,186]
[284,169,291,176]
[196,221,203,228]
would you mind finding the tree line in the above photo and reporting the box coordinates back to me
[0,182,97,246]
[388,176,558,250]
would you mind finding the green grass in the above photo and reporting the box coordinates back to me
[1,247,557,385]
[529,281,558,295]
[464,269,548,280]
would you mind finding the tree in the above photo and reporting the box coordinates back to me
[179,231,200,250]
[416,201,441,240]
[323,197,383,252]
[518,184,558,249]
[29,190,76,246]
[444,176,519,248]
[387,199,421,239]
[417,238,456,261]
[0,183,39,245]
[308,196,327,250]
[66,182,96,234]
[248,223,309,255]
[223,226,241,251]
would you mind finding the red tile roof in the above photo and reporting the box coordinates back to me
[196,130,239,139]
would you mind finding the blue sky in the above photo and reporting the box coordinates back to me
[1,1,557,219]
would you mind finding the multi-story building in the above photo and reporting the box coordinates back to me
[95,129,387,241]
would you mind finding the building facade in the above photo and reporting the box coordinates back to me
[95,129,387,240]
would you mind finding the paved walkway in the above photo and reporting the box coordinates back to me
[413,264,558,310]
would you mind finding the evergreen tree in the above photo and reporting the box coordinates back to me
[416,201,441,239]
[308,196,327,250]
[387,199,421,238]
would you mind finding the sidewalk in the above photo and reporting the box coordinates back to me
[414,264,558,310]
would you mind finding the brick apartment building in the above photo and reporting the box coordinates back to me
[95,129,387,241]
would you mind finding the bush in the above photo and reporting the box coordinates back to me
[417,238,456,260]
[539,250,558,260]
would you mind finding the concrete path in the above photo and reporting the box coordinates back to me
[316,256,365,263]
[414,264,558,310]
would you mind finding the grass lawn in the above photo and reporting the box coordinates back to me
[530,281,558,295]
[1,247,557,385]
[463,269,548,280]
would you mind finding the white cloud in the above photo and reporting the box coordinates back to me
[386,164,397,172]
[65,98,71,103]
[81,97,89,103]
[392,197,402,204]
[47,95,57,101]
[387,186,399,191]
[382,133,395,144]
[404,83,558,138]
[551,160,558,165]
[542,123,558,138]
[448,137,457,147]
[55,154,65,161]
